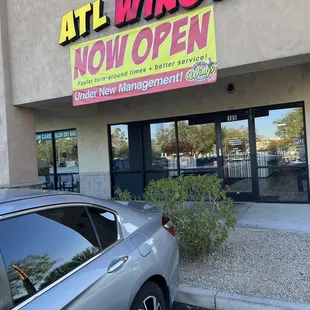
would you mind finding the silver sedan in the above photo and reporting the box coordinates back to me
[0,189,179,310]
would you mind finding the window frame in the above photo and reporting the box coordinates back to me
[0,203,123,310]
[36,128,79,191]
[108,101,310,203]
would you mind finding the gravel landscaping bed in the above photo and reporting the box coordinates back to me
[180,228,310,304]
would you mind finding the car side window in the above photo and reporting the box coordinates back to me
[88,208,118,250]
[0,207,100,307]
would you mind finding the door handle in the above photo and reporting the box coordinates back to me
[107,256,128,273]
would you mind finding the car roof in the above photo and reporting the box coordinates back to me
[0,189,115,216]
[0,189,67,205]
[0,189,157,218]
[0,189,159,239]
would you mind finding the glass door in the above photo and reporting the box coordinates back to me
[218,111,256,201]
[177,120,218,178]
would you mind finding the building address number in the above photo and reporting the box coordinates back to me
[227,115,238,122]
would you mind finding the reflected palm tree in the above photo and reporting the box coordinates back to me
[40,247,98,290]
[7,253,57,303]
[8,247,98,303]
[12,264,37,297]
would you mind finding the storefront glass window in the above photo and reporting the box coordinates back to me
[149,122,177,171]
[111,123,143,196]
[178,121,217,176]
[55,130,79,192]
[37,133,54,176]
[55,130,79,174]
[141,121,178,185]
[36,129,79,192]
[109,103,309,202]
[255,107,308,202]
[111,125,129,171]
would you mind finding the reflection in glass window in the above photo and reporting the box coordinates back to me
[222,123,250,159]
[36,130,79,192]
[55,130,79,175]
[256,108,306,166]
[0,207,99,307]
[178,121,217,176]
[55,130,79,192]
[150,122,177,172]
[255,107,308,201]
[111,125,129,171]
[37,133,54,176]
[221,120,252,193]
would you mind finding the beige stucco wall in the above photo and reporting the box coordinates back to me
[35,64,310,180]
[0,0,38,186]
[6,0,310,105]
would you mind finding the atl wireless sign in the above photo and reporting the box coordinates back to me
[59,0,206,46]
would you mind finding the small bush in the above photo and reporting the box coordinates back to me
[114,188,141,201]
[144,176,236,258]
[114,188,132,201]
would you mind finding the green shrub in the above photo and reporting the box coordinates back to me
[114,188,142,201]
[114,188,132,201]
[144,176,236,258]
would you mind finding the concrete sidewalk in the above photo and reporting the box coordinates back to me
[175,286,310,310]
[176,202,310,310]
[234,202,310,233]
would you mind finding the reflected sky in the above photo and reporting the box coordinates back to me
[255,109,293,138]
[111,125,129,138]
[0,212,96,271]
[222,109,297,139]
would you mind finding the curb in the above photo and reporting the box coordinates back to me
[175,285,310,310]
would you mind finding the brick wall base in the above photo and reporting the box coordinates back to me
[79,172,111,199]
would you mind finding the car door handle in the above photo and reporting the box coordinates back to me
[107,256,128,273]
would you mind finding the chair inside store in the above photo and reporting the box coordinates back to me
[39,175,53,190]
[58,174,79,192]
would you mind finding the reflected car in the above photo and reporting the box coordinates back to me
[152,157,169,169]
[180,157,218,176]
[113,158,130,170]
[196,157,217,167]
[0,189,179,310]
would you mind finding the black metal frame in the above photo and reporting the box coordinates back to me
[302,104,310,203]
[249,108,259,201]
[108,102,309,203]
[51,131,57,189]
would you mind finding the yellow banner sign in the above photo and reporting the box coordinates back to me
[70,5,217,106]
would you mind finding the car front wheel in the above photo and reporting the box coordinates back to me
[130,281,167,310]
